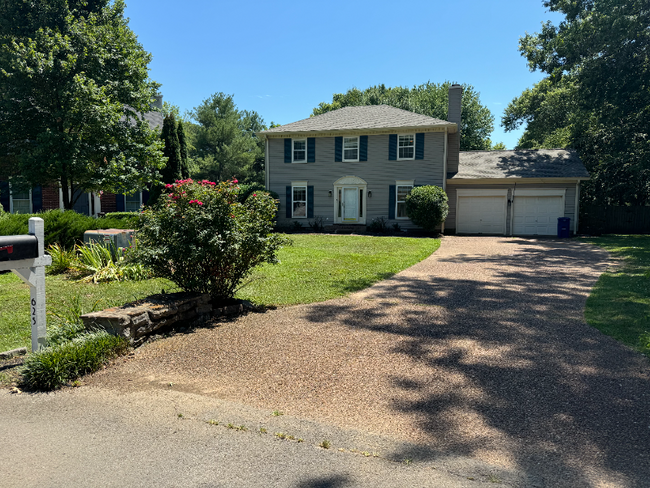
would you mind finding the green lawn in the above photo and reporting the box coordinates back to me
[584,235,650,356]
[236,234,439,306]
[0,234,439,352]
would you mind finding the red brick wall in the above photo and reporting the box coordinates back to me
[42,185,60,210]
[101,192,117,213]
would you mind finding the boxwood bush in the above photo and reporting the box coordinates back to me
[405,185,449,232]
[135,178,289,302]
[0,210,139,248]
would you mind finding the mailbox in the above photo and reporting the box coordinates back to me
[0,235,39,262]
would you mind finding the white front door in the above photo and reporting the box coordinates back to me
[342,187,358,222]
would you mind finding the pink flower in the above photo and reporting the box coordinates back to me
[232,179,238,184]
[253,193,257,197]
[165,184,173,189]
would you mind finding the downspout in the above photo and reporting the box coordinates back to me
[264,137,269,190]
[442,127,448,234]
[510,182,516,236]
[574,181,581,235]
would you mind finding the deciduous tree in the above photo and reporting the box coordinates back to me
[504,0,650,205]
[313,82,496,151]
[0,0,164,209]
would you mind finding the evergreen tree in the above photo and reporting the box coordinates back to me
[160,114,182,183]
[177,120,190,179]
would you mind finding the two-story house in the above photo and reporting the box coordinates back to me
[258,85,589,236]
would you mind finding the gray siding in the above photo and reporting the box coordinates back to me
[446,183,578,234]
[269,132,446,229]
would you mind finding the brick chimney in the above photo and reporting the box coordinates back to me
[447,84,462,174]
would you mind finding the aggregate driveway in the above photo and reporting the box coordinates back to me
[9,236,650,487]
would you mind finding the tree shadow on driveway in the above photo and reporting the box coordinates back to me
[303,239,650,487]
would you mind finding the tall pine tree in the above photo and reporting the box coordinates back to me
[177,120,190,179]
[160,114,182,183]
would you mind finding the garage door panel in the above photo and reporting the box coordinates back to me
[457,196,506,235]
[513,196,563,235]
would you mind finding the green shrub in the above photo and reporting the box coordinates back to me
[237,183,266,203]
[135,178,290,301]
[368,216,389,233]
[0,210,138,248]
[405,185,449,232]
[102,211,140,221]
[20,331,129,391]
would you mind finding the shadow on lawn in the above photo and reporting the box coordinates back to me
[304,239,650,487]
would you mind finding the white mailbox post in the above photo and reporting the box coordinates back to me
[0,218,52,351]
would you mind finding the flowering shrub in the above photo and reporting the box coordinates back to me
[135,178,289,302]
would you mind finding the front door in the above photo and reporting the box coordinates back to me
[342,187,358,222]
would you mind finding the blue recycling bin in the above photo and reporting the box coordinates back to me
[557,217,571,238]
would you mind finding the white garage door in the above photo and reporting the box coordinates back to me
[513,196,564,235]
[457,195,506,234]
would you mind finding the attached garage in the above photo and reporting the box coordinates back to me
[456,189,507,234]
[445,149,590,236]
[512,190,565,236]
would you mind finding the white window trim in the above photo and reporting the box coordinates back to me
[124,191,144,212]
[395,180,414,220]
[342,136,359,162]
[9,184,32,214]
[292,138,307,163]
[291,181,308,219]
[397,133,416,161]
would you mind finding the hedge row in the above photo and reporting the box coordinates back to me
[0,210,140,248]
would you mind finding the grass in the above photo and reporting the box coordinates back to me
[0,234,439,352]
[236,234,440,306]
[0,272,174,352]
[584,235,650,356]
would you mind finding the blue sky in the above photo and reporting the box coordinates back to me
[124,0,563,149]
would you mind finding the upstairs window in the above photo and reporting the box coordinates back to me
[343,137,359,162]
[398,134,415,160]
[293,139,306,162]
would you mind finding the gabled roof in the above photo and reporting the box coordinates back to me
[121,108,164,130]
[450,149,590,180]
[258,105,457,137]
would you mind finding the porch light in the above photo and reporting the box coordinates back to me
[328,190,332,197]
[367,190,372,198]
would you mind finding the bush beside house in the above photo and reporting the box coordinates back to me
[405,185,449,232]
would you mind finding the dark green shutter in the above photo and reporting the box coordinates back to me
[142,189,150,205]
[388,185,396,219]
[116,193,125,211]
[307,186,314,218]
[360,136,368,161]
[0,181,9,212]
[335,137,342,162]
[307,138,315,162]
[32,186,43,212]
[284,139,291,163]
[388,135,397,160]
[415,133,424,159]
[285,186,291,218]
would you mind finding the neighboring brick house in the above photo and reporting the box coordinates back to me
[257,85,589,235]
[0,103,163,216]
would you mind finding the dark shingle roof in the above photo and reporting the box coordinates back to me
[121,109,164,130]
[259,105,455,135]
[451,149,589,179]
